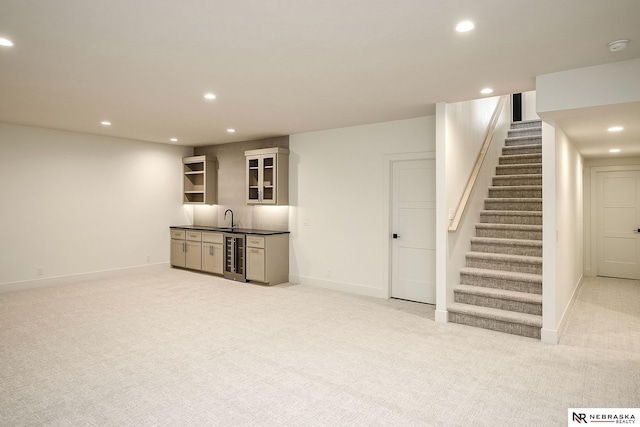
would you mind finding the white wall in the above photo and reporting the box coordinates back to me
[522,91,539,121]
[537,58,640,115]
[440,96,511,314]
[541,123,584,344]
[0,123,192,289]
[554,126,584,328]
[289,117,434,297]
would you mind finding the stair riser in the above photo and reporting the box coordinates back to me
[476,227,542,240]
[496,166,542,175]
[470,242,542,257]
[510,121,542,129]
[466,257,542,275]
[499,155,542,165]
[502,145,542,155]
[489,188,542,198]
[449,312,541,339]
[480,213,542,225]
[493,176,542,186]
[484,200,542,211]
[505,137,542,146]
[460,273,542,294]
[508,128,541,137]
[454,293,542,316]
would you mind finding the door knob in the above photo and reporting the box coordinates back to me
[393,233,400,239]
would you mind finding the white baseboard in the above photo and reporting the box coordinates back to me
[0,263,170,293]
[556,274,584,341]
[540,328,558,344]
[289,275,387,298]
[435,309,448,323]
[541,274,584,345]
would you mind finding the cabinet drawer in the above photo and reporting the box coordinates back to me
[186,231,202,241]
[247,235,265,248]
[170,229,186,239]
[246,247,265,282]
[202,232,223,244]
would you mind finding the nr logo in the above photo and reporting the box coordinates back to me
[573,412,588,423]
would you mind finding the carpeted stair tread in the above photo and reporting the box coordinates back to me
[454,284,542,305]
[466,251,542,265]
[493,174,542,186]
[485,197,542,203]
[480,210,542,218]
[460,267,542,284]
[470,236,542,247]
[502,144,542,155]
[476,223,542,231]
[508,128,542,137]
[500,153,542,160]
[489,185,542,191]
[510,120,542,128]
[495,164,542,175]
[448,303,543,328]
[505,136,542,143]
[499,153,542,165]
[483,198,543,211]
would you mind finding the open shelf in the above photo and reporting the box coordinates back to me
[182,155,217,205]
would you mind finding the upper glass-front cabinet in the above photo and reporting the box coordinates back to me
[245,147,289,205]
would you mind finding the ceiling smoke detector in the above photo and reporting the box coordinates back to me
[608,39,629,52]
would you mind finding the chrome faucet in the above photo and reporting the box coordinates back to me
[224,209,235,230]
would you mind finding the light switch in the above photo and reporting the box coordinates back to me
[303,217,311,226]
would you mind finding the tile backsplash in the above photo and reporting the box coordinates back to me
[192,136,289,231]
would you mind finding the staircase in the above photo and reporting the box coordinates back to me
[449,119,543,339]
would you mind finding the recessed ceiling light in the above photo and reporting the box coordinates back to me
[101,121,112,126]
[608,126,624,132]
[170,138,178,142]
[227,128,235,133]
[0,37,14,47]
[481,88,494,94]
[609,148,621,153]
[455,21,475,32]
[204,93,216,100]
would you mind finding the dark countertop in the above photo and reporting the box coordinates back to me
[170,225,290,235]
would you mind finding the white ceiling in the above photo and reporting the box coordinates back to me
[0,0,639,152]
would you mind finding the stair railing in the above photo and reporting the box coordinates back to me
[448,95,508,232]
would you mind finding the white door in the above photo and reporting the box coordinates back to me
[596,170,640,279]
[391,159,436,303]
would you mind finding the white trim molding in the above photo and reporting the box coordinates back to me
[0,263,170,293]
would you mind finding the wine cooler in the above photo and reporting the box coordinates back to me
[224,233,246,282]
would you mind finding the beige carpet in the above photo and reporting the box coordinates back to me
[1,269,638,426]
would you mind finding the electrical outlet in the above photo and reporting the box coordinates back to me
[326,270,332,278]
[146,255,150,263]
[303,217,311,226]
[448,209,454,220]
[36,267,43,277]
